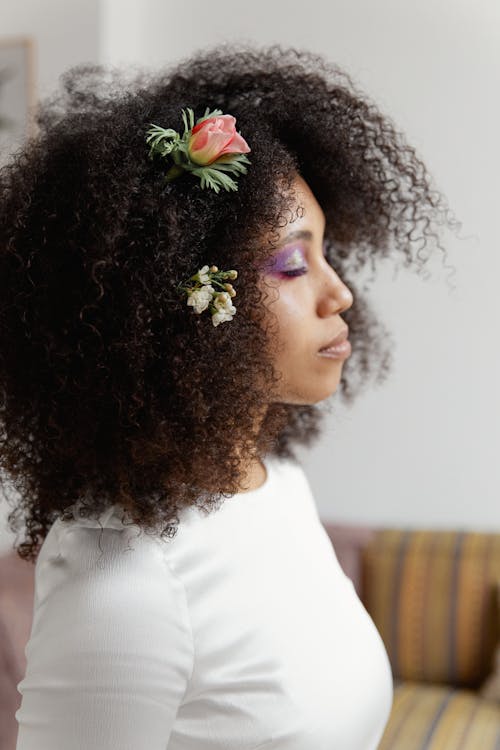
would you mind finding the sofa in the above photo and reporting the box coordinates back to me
[1,523,499,749]
[323,524,500,749]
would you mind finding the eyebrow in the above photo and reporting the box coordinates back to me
[278,230,314,247]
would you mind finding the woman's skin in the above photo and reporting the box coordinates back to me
[236,172,354,492]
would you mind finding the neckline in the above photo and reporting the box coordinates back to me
[62,456,276,529]
[232,454,273,498]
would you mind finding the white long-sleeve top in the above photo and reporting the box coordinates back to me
[15,454,393,749]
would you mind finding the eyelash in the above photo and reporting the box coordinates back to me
[281,241,330,278]
[282,267,307,278]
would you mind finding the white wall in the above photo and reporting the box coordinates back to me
[0,0,498,552]
[0,0,101,551]
[1,0,100,98]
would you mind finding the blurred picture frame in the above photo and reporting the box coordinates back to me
[0,36,37,166]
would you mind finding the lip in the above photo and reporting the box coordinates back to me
[319,326,349,352]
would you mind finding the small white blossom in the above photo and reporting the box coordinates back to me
[182,264,238,325]
[211,308,236,326]
[212,291,233,311]
[211,291,236,326]
[186,284,214,314]
[195,265,212,285]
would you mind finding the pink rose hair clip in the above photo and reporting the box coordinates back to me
[145,107,251,193]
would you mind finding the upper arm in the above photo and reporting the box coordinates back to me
[15,522,193,750]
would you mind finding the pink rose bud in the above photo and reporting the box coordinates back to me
[187,114,251,166]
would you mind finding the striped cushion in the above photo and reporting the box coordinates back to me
[378,681,500,750]
[479,580,500,702]
[362,530,500,688]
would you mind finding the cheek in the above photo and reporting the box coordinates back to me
[276,292,308,332]
[274,284,301,311]
[273,303,307,357]
[261,286,309,356]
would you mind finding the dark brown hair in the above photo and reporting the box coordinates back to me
[0,41,459,562]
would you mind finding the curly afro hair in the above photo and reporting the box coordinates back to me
[0,41,459,562]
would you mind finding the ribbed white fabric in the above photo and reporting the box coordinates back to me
[15,454,393,749]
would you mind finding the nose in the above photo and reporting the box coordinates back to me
[317,263,354,317]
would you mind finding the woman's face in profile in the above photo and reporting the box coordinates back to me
[258,173,354,405]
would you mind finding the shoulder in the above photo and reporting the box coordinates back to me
[267,452,304,479]
[17,513,194,748]
[270,453,315,496]
[31,511,194,665]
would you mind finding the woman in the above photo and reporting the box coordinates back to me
[0,42,456,749]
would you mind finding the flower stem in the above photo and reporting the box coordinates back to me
[164,164,185,182]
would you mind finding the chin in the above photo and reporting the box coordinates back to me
[279,386,341,406]
[273,368,344,404]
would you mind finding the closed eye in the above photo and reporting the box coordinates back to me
[281,267,308,278]
[282,240,330,278]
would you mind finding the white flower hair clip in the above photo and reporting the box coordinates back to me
[177,265,237,326]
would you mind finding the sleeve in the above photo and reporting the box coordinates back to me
[15,521,194,750]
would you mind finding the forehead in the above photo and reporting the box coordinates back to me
[288,174,326,226]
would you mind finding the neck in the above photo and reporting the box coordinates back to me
[232,406,269,492]
[236,456,268,493]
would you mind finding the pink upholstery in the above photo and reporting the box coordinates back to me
[0,550,35,750]
[321,521,378,596]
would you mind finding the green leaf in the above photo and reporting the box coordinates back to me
[210,160,248,176]
[191,166,238,192]
[180,108,198,137]
[145,124,182,160]
[215,152,251,166]
[194,107,224,127]
[145,124,178,141]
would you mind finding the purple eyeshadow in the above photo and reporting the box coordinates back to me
[262,246,306,274]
